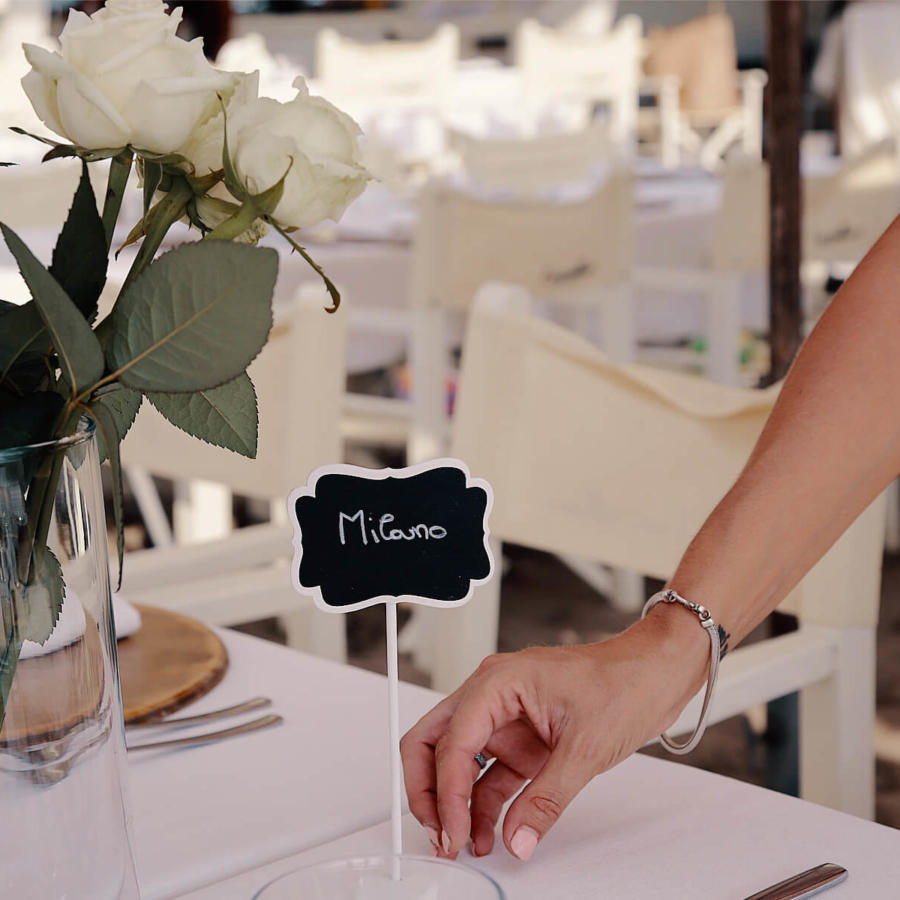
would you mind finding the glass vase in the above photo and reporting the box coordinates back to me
[0,420,140,898]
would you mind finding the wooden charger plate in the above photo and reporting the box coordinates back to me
[0,618,105,747]
[119,605,228,724]
[0,605,226,745]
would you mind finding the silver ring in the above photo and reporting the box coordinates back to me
[474,752,490,770]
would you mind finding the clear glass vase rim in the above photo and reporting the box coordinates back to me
[0,416,96,463]
[253,854,506,899]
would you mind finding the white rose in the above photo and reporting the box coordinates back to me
[21,0,237,153]
[184,76,369,230]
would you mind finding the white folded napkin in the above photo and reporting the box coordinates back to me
[19,588,142,660]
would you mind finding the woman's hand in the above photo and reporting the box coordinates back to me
[400,606,709,862]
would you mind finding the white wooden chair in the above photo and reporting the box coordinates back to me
[803,140,900,273]
[380,176,638,668]
[447,120,610,197]
[513,16,643,156]
[442,293,885,818]
[633,158,769,386]
[640,9,767,170]
[315,23,460,112]
[314,24,460,177]
[120,284,347,660]
[406,173,635,464]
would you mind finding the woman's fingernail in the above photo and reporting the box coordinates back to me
[510,826,539,862]
[425,825,440,851]
[441,830,452,854]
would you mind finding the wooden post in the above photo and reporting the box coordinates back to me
[764,0,806,796]
[765,0,805,384]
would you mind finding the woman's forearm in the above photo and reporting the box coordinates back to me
[401,220,900,858]
[661,216,900,659]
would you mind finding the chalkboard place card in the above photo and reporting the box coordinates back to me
[288,458,494,613]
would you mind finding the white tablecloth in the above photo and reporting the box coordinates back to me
[131,629,900,900]
[128,629,439,900]
[178,747,900,900]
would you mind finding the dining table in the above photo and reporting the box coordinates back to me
[128,627,900,900]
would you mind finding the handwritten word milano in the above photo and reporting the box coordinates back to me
[338,510,447,546]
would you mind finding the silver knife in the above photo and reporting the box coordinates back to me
[743,863,848,900]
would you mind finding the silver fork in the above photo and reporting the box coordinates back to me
[126,713,283,752]
[125,697,272,731]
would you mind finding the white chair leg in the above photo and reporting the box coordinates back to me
[125,465,174,548]
[707,274,742,386]
[280,605,347,663]
[173,479,233,544]
[658,77,681,170]
[431,537,502,693]
[598,284,635,364]
[558,555,615,599]
[699,112,744,171]
[398,606,442,674]
[741,75,766,159]
[799,626,876,819]
[408,307,447,465]
[269,499,289,526]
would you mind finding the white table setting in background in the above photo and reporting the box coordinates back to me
[292,169,769,354]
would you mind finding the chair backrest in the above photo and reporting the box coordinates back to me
[410,174,633,310]
[708,149,899,276]
[315,24,460,105]
[451,298,885,627]
[447,120,610,196]
[803,140,900,265]
[121,285,345,501]
[643,10,740,116]
[513,16,642,146]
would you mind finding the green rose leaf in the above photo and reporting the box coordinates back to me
[0,391,65,450]
[50,160,107,323]
[1,224,104,395]
[92,386,142,463]
[17,548,65,645]
[147,371,258,458]
[87,399,125,589]
[0,351,48,399]
[42,144,79,162]
[0,302,51,388]
[106,241,276,393]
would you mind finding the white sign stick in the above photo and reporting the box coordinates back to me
[288,460,495,884]
[385,601,403,881]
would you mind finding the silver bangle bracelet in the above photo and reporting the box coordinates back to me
[641,589,722,755]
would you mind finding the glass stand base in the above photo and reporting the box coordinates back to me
[253,854,504,900]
